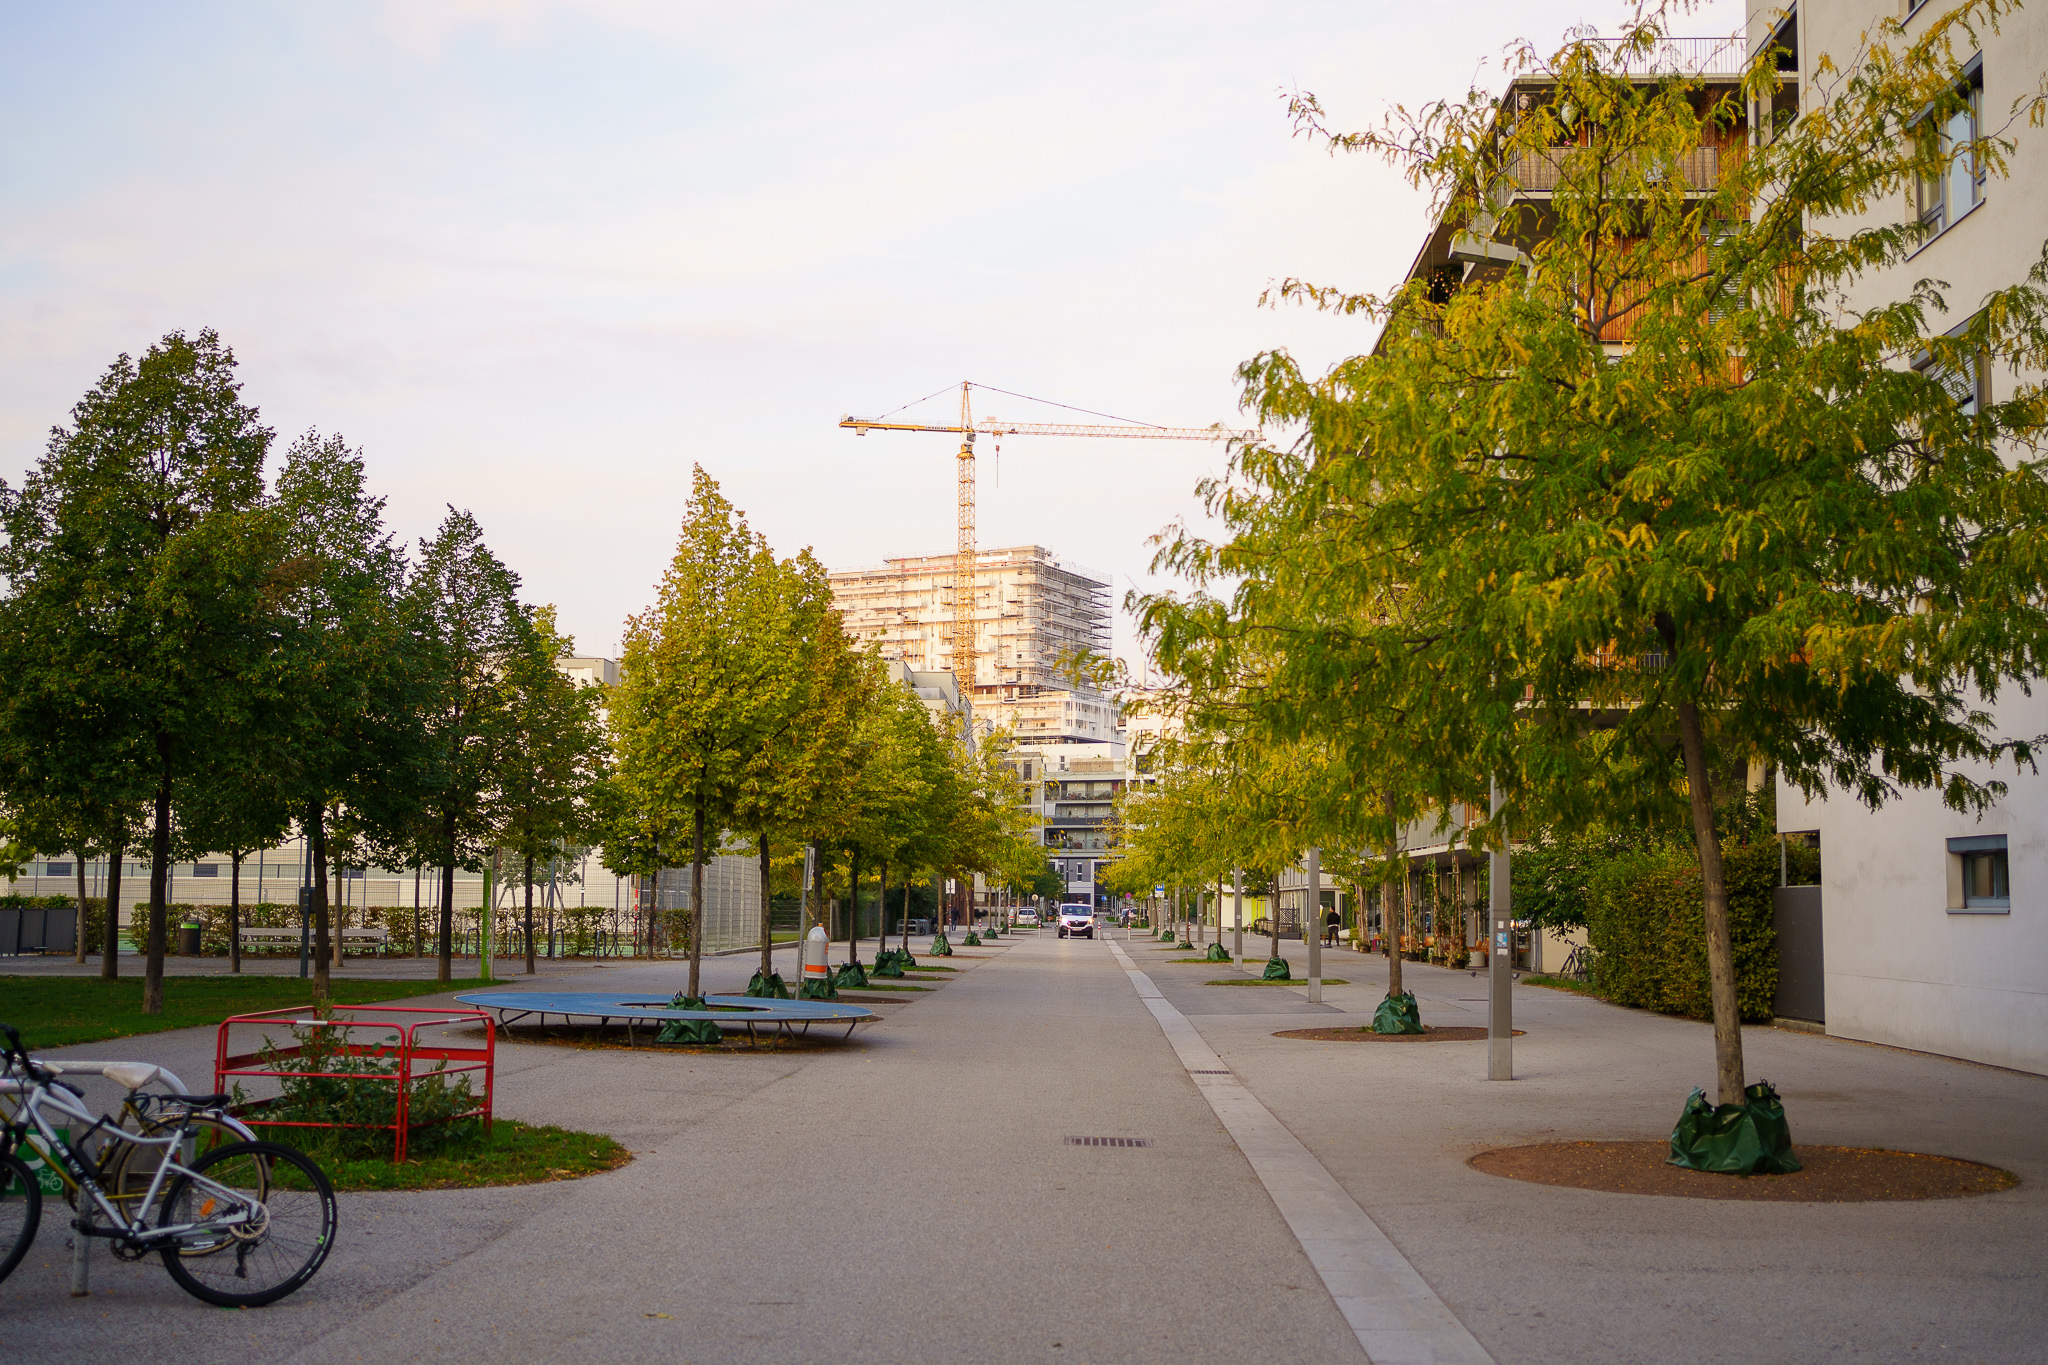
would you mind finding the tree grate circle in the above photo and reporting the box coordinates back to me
[1065,1136,1152,1147]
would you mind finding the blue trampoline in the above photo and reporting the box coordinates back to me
[454,990,876,1046]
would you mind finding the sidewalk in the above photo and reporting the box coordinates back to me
[1125,931,2048,1363]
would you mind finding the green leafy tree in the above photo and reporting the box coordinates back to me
[496,606,609,974]
[269,430,426,995]
[410,508,527,983]
[614,467,783,999]
[0,329,275,1013]
[1161,2,2048,1104]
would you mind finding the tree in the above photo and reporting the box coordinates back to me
[410,508,527,984]
[270,430,425,995]
[496,606,608,974]
[1168,2,2048,1104]
[727,546,858,979]
[613,468,783,1000]
[0,329,275,1013]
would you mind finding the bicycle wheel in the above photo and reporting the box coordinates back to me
[157,1141,336,1307]
[0,1151,43,1285]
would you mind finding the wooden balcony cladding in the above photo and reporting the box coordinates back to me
[1508,144,1723,196]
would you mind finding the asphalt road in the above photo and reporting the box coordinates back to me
[3,929,2045,1363]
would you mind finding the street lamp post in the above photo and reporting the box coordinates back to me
[1488,778,1513,1080]
[1306,846,1323,1005]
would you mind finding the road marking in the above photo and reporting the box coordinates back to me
[1109,940,1493,1365]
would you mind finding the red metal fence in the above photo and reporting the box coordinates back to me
[215,1005,494,1162]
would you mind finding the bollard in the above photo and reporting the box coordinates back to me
[802,925,830,987]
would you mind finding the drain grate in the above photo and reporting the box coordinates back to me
[1189,1069,1230,1075]
[1065,1136,1152,1148]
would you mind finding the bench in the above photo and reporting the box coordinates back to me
[237,927,392,956]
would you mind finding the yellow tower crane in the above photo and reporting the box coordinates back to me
[840,381,1245,693]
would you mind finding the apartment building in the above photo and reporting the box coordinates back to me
[827,545,1117,744]
[1765,0,2048,1074]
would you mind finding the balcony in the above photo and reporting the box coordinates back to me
[1505,145,1722,196]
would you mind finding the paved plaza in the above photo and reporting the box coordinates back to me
[3,931,2044,1363]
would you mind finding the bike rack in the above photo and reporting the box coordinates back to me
[214,1005,494,1163]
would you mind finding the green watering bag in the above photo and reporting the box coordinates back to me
[1261,956,1292,981]
[744,971,791,999]
[1204,943,1232,963]
[1667,1081,1801,1174]
[798,977,839,1001]
[832,961,869,989]
[1372,992,1424,1035]
[656,1018,725,1045]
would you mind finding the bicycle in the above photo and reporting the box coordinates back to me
[0,1024,338,1306]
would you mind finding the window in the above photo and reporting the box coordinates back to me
[1913,316,1988,416]
[191,864,220,878]
[44,862,72,878]
[1946,834,2009,913]
[1915,58,1983,234]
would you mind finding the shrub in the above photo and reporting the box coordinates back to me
[1584,841,1779,1023]
[243,1008,479,1160]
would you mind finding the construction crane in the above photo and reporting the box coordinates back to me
[840,381,1247,694]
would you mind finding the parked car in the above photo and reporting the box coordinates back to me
[1058,905,1095,939]
[1015,909,1040,927]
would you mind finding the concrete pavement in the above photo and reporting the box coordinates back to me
[3,928,2044,1362]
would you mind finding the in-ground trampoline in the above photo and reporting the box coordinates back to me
[454,990,876,1047]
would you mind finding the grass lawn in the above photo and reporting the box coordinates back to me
[273,1120,631,1192]
[0,975,491,1049]
[1204,978,1350,987]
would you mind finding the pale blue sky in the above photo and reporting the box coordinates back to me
[0,0,1743,665]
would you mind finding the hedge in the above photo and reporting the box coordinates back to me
[1583,840,1781,1023]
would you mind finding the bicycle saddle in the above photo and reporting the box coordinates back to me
[157,1092,233,1108]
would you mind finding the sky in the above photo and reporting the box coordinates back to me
[0,0,1744,668]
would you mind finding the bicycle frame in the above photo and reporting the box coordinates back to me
[0,1065,256,1207]
[2,1076,262,1250]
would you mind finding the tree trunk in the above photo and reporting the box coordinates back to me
[73,852,90,966]
[1677,698,1746,1106]
[524,852,537,975]
[759,829,774,981]
[332,859,345,968]
[688,797,706,1001]
[437,811,457,983]
[308,799,331,1000]
[878,860,889,959]
[901,879,911,954]
[229,851,243,973]
[413,864,422,959]
[1384,851,1403,999]
[101,838,123,979]
[847,845,860,965]
[144,760,171,1016]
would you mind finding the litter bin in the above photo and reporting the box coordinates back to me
[177,921,203,955]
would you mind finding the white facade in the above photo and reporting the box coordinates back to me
[1760,0,2048,1074]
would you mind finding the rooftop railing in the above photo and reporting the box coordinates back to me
[1534,35,1748,79]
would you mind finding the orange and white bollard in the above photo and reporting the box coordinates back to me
[802,925,830,988]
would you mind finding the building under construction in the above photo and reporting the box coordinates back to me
[828,545,1116,744]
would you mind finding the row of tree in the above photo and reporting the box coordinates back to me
[606,468,1039,1000]
[0,329,609,1011]
[1113,2,2048,1103]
